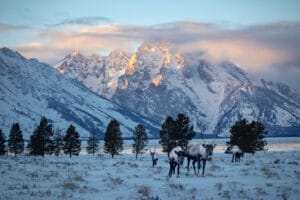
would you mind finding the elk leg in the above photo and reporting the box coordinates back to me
[187,157,190,171]
[192,159,197,175]
[202,160,206,175]
[232,154,234,163]
[177,164,180,178]
[168,161,173,177]
[197,159,201,175]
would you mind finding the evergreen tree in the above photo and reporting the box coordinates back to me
[175,113,195,149]
[53,128,64,157]
[104,119,123,157]
[0,129,6,155]
[27,117,54,156]
[227,119,267,154]
[159,114,195,154]
[86,132,100,155]
[250,120,268,151]
[8,123,24,156]
[63,125,81,157]
[132,124,148,159]
[159,116,177,154]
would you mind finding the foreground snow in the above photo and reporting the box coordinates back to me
[1,138,300,200]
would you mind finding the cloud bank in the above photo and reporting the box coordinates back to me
[50,16,112,26]
[3,20,300,90]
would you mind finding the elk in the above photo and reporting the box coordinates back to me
[185,130,216,176]
[225,145,243,163]
[168,146,185,178]
[149,148,158,167]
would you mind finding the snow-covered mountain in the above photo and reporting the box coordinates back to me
[0,47,159,139]
[55,43,300,136]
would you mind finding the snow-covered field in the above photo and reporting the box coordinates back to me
[1,137,300,200]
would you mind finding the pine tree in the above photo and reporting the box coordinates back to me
[175,113,195,149]
[27,117,54,156]
[63,125,81,157]
[104,119,123,157]
[86,132,100,155]
[250,121,268,151]
[227,119,267,154]
[53,128,64,157]
[159,116,177,154]
[159,114,195,154]
[8,123,24,156]
[0,129,6,155]
[132,124,148,159]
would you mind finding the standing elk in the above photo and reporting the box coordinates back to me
[225,145,243,163]
[149,148,158,167]
[168,146,185,178]
[185,130,217,176]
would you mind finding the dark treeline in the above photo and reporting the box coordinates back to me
[0,115,267,157]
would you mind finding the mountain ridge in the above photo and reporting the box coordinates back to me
[55,43,300,136]
[0,47,159,139]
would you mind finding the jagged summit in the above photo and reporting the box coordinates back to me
[54,43,300,136]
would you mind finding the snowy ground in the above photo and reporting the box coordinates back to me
[1,137,300,200]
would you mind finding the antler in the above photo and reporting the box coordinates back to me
[200,128,206,144]
[211,126,219,144]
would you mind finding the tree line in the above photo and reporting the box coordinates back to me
[0,114,267,157]
[0,116,148,158]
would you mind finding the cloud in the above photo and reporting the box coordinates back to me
[11,21,300,90]
[0,23,32,31]
[50,16,112,26]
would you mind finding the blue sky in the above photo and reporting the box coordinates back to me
[0,0,300,90]
[1,0,300,27]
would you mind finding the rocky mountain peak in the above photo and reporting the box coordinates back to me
[54,44,300,136]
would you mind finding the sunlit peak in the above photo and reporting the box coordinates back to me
[126,53,137,74]
[138,43,153,52]
[175,52,185,69]
[152,74,164,86]
[159,45,171,68]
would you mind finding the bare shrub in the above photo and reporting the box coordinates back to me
[22,184,29,190]
[189,187,197,200]
[138,185,151,199]
[245,160,255,166]
[276,186,292,200]
[273,159,280,164]
[62,180,79,191]
[110,177,124,185]
[237,189,249,199]
[240,168,250,176]
[215,182,223,191]
[73,174,85,182]
[209,164,221,171]
[129,162,138,168]
[294,170,300,179]
[255,187,267,197]
[222,190,231,199]
[169,183,185,191]
[261,166,280,179]
[266,183,273,187]
[288,161,298,165]
[44,170,59,179]
[28,171,39,178]
[113,160,125,166]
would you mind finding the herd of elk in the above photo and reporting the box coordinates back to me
[160,129,243,178]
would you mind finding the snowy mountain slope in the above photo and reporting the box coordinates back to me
[55,43,300,136]
[0,47,159,139]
